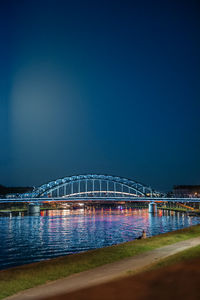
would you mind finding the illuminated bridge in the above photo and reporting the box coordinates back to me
[1,175,200,206]
[31,174,158,198]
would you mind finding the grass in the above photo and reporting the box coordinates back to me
[162,207,187,211]
[1,224,200,299]
[0,207,56,213]
[0,208,27,213]
[161,206,200,213]
[128,243,200,277]
[149,244,200,270]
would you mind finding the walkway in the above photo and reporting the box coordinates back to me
[5,237,200,300]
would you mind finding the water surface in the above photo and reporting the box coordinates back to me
[0,207,200,270]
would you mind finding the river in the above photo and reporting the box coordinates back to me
[0,207,200,270]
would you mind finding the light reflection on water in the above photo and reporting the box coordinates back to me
[0,207,199,270]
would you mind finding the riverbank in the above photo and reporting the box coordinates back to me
[0,207,64,216]
[2,224,200,299]
[5,237,200,300]
[161,207,200,216]
[50,245,200,300]
[0,207,59,213]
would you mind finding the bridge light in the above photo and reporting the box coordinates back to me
[62,204,70,208]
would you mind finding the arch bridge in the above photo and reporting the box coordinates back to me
[32,174,159,199]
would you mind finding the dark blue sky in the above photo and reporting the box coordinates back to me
[0,0,200,191]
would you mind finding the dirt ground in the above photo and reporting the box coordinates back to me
[44,256,200,300]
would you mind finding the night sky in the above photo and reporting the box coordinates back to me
[0,0,200,191]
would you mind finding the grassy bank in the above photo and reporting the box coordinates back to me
[0,207,57,213]
[0,209,27,213]
[1,224,200,299]
[149,244,200,271]
[162,207,200,213]
[127,242,200,276]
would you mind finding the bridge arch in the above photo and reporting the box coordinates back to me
[32,174,155,198]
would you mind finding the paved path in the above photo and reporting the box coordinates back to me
[5,237,200,300]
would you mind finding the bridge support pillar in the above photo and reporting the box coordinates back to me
[28,204,40,215]
[149,202,157,213]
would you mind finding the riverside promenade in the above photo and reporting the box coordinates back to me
[5,236,200,300]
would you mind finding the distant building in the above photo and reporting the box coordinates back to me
[0,185,33,197]
[173,185,200,198]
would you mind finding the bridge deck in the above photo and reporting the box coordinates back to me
[1,197,200,203]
